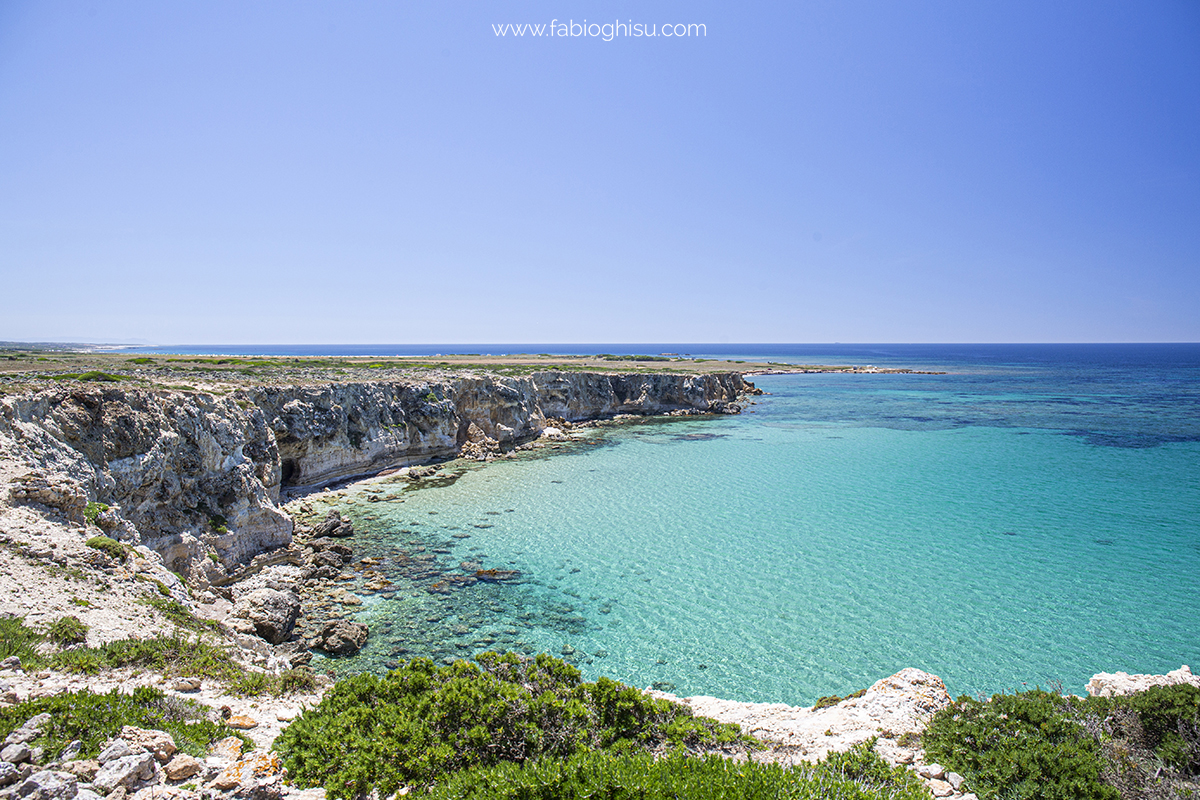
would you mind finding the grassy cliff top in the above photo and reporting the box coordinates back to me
[0,346,931,395]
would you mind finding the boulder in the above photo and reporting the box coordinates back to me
[7,473,87,524]
[162,754,202,782]
[312,511,353,538]
[208,753,284,800]
[56,743,81,763]
[92,753,156,794]
[312,620,368,655]
[207,738,243,763]
[5,715,51,747]
[0,762,19,787]
[14,770,77,800]
[1,744,31,765]
[58,762,96,782]
[96,741,134,766]
[230,588,300,645]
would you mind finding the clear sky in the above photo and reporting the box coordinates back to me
[1,1,1197,344]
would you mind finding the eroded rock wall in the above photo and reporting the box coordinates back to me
[0,372,754,582]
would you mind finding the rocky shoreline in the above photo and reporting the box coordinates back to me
[0,370,755,663]
[2,366,1194,800]
[2,653,1196,800]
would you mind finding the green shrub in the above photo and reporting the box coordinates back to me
[51,371,125,382]
[85,535,129,562]
[50,634,241,682]
[278,667,319,695]
[925,685,1200,800]
[1122,683,1200,773]
[427,740,929,800]
[274,651,753,799]
[83,502,109,526]
[230,672,272,697]
[138,596,220,633]
[813,689,865,710]
[0,687,247,759]
[924,691,1117,800]
[0,616,46,669]
[46,615,88,646]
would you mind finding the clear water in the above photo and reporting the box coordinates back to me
[289,344,1200,703]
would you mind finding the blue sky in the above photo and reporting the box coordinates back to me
[1,1,1197,344]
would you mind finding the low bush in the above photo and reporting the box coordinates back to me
[923,684,1200,800]
[274,651,754,799]
[85,535,129,562]
[0,687,248,759]
[0,616,45,669]
[137,596,221,633]
[46,615,88,646]
[813,688,866,710]
[1121,683,1200,774]
[427,740,930,800]
[923,690,1115,800]
[50,633,242,682]
[83,502,109,526]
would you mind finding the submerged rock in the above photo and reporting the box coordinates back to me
[474,568,520,583]
[312,511,353,538]
[313,620,368,655]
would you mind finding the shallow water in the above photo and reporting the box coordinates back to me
[309,345,1200,703]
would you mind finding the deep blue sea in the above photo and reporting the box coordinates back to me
[123,343,1200,702]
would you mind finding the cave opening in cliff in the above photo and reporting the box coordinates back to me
[281,458,298,485]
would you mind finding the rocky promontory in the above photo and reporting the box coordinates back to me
[0,370,756,663]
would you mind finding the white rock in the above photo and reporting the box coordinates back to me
[14,770,77,800]
[918,763,946,780]
[649,668,950,764]
[1085,665,1200,697]
[95,741,134,767]
[1,744,31,765]
[92,754,156,794]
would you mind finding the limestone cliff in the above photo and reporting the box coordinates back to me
[0,372,755,584]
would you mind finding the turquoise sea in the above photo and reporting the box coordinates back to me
[131,343,1200,702]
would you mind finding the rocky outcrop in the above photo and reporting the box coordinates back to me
[1086,664,1200,697]
[311,619,368,655]
[649,668,951,766]
[0,372,754,586]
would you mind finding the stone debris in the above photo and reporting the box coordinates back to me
[311,511,353,539]
[226,716,259,731]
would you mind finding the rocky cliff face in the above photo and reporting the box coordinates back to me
[0,372,754,584]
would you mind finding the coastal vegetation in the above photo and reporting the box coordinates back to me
[273,651,757,798]
[85,534,129,561]
[0,686,249,758]
[423,742,930,800]
[0,616,312,696]
[922,685,1200,800]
